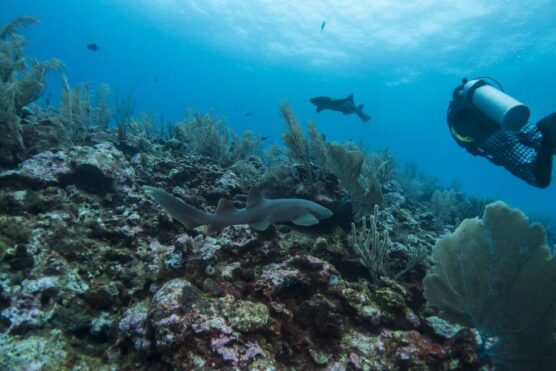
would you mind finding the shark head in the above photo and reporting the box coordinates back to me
[310,96,332,112]
[308,203,333,220]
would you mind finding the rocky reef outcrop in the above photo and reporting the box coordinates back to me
[0,139,489,370]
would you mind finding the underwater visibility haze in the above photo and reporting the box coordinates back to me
[1,0,556,369]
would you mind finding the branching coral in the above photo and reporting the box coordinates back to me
[0,16,62,166]
[92,83,111,130]
[175,110,232,164]
[307,120,328,178]
[172,110,262,165]
[350,204,390,282]
[280,101,314,187]
[430,189,491,227]
[364,149,395,184]
[327,143,383,221]
[231,130,262,161]
[60,75,91,140]
[279,103,384,217]
[114,86,136,140]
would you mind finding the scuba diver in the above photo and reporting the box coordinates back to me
[447,77,556,188]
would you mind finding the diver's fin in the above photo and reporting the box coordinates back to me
[292,213,319,226]
[246,188,265,208]
[216,198,236,214]
[250,220,270,231]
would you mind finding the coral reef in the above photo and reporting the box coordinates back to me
[0,127,490,368]
[0,15,527,369]
[0,132,489,369]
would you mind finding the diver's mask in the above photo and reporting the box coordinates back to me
[460,78,530,130]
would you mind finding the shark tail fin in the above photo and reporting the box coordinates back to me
[144,186,208,229]
[356,111,371,122]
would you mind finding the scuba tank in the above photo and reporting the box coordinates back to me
[462,78,530,130]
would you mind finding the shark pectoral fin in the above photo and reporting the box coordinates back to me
[316,106,323,112]
[292,213,319,226]
[250,220,271,231]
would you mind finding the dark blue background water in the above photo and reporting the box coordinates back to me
[3,0,555,224]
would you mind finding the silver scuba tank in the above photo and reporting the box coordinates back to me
[462,79,530,130]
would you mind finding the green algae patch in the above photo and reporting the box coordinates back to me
[220,295,269,333]
[0,330,106,370]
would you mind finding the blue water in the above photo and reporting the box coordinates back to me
[3,0,556,224]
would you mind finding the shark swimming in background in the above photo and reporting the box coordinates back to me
[310,93,371,122]
[144,186,333,232]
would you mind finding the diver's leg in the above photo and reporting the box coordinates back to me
[482,129,550,188]
[530,116,555,187]
[532,134,553,188]
[537,112,556,155]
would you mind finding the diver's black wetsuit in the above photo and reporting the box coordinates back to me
[447,83,556,188]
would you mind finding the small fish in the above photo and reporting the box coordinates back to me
[86,43,100,52]
[260,136,268,141]
[321,21,326,34]
[45,93,52,106]
[245,111,253,117]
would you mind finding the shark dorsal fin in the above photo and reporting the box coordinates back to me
[216,198,236,214]
[347,93,354,102]
[247,188,265,208]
